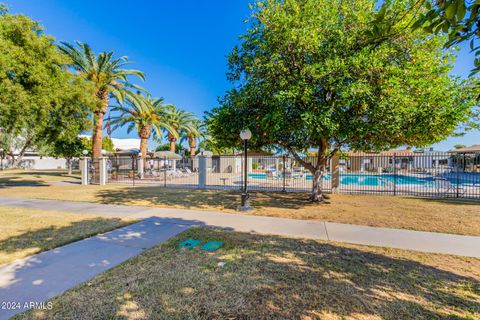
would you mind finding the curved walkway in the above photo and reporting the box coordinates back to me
[1,196,479,258]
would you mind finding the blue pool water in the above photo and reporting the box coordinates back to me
[247,173,461,187]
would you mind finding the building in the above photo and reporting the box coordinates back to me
[346,149,416,172]
[1,151,70,170]
[413,148,450,169]
[448,145,480,154]
[448,145,480,172]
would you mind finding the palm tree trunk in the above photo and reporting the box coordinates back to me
[93,92,109,158]
[140,138,148,158]
[139,125,151,157]
[188,137,197,157]
[92,91,108,183]
[168,132,176,153]
[139,125,151,171]
[92,111,104,159]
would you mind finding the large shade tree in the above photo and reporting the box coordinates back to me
[206,0,477,202]
[0,10,95,166]
[110,93,177,157]
[58,41,145,160]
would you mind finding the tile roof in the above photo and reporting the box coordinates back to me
[346,149,415,156]
[448,145,480,153]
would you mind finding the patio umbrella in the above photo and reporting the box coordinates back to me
[154,151,182,160]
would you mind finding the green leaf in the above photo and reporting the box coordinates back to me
[445,3,456,21]
[457,1,467,20]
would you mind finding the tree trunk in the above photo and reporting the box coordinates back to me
[92,91,108,183]
[189,137,196,157]
[310,168,325,202]
[139,125,151,158]
[286,140,329,203]
[168,132,176,153]
[92,111,105,160]
[139,124,151,171]
[67,158,73,175]
[12,138,32,168]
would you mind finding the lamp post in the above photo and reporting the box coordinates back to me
[238,129,253,211]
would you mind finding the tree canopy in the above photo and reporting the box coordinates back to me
[0,11,95,164]
[206,0,477,201]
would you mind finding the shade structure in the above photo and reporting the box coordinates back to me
[154,151,182,160]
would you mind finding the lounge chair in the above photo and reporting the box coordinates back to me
[265,169,281,179]
[433,178,464,195]
[292,167,305,179]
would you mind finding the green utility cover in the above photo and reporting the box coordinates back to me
[178,239,201,248]
[200,241,223,252]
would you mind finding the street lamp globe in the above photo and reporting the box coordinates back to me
[82,150,88,156]
[240,129,252,141]
[101,149,107,156]
[138,152,142,157]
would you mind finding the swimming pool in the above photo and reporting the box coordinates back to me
[248,173,457,187]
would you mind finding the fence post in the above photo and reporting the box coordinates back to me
[137,155,144,180]
[98,157,107,185]
[331,153,340,193]
[393,153,397,196]
[456,154,462,198]
[131,156,136,187]
[81,157,89,185]
[162,157,166,187]
[198,155,206,189]
[282,155,286,192]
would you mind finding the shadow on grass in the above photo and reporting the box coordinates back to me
[0,176,49,187]
[410,196,480,206]
[0,217,129,262]
[95,186,313,210]
[21,171,81,179]
[0,170,81,188]
[28,227,480,319]
[172,229,480,319]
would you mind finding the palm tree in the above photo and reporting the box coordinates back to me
[109,93,177,158]
[58,41,145,160]
[163,105,197,153]
[181,119,204,157]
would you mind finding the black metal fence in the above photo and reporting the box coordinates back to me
[104,155,199,187]
[339,152,480,198]
[97,152,480,199]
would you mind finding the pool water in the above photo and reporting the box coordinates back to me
[248,173,446,187]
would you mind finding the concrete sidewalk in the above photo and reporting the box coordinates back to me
[1,196,480,258]
[0,217,191,319]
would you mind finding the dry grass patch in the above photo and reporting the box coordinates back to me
[1,181,479,236]
[0,169,80,186]
[17,228,480,319]
[0,206,135,265]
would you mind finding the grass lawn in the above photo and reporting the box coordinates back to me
[17,227,480,319]
[1,178,479,236]
[0,206,135,265]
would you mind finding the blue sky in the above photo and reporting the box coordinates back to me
[4,0,479,151]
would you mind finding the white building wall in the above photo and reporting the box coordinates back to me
[18,157,68,170]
